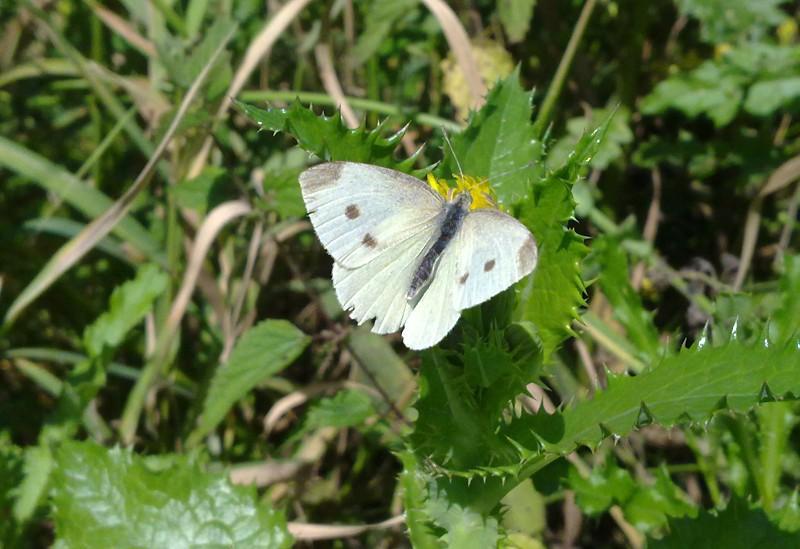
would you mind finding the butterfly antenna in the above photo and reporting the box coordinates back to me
[442,128,464,176]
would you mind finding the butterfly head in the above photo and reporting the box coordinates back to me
[426,173,498,210]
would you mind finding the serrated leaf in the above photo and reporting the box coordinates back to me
[569,461,636,516]
[651,497,798,548]
[498,0,537,43]
[305,390,375,429]
[518,178,587,360]
[189,320,309,445]
[83,264,169,359]
[547,106,633,170]
[424,478,500,549]
[507,340,800,458]
[50,440,291,548]
[440,68,541,206]
[236,100,423,174]
[12,445,52,524]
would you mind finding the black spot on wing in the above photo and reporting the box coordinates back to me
[484,259,496,272]
[362,233,377,248]
[459,272,469,284]
[345,204,360,219]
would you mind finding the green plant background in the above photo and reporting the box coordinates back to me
[1,0,800,547]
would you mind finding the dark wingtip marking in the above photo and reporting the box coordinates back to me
[459,272,469,284]
[299,162,344,193]
[484,259,496,272]
[518,235,538,271]
[362,233,377,248]
[345,204,360,219]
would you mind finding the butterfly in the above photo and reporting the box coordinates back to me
[299,161,538,350]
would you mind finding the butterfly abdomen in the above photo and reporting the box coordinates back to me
[407,193,471,299]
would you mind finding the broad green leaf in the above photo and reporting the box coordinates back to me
[424,479,500,549]
[50,440,291,548]
[675,0,790,44]
[173,167,234,215]
[498,0,537,43]
[305,390,375,429]
[641,60,744,127]
[623,466,697,532]
[507,339,800,459]
[236,100,424,174]
[651,498,798,548]
[189,320,310,445]
[352,0,420,64]
[83,264,169,359]
[569,461,636,516]
[745,77,800,116]
[440,68,541,206]
[0,136,162,261]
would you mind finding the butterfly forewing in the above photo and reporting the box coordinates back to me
[299,162,444,269]
[452,209,538,310]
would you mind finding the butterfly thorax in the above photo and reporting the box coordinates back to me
[406,192,472,300]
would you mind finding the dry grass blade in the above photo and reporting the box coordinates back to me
[314,43,359,128]
[87,1,157,57]
[420,0,486,108]
[119,199,252,444]
[188,0,313,178]
[734,153,800,289]
[287,515,405,541]
[3,24,237,327]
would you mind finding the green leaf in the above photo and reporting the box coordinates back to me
[623,466,697,532]
[440,68,541,206]
[569,461,636,516]
[547,106,633,170]
[50,440,291,548]
[507,339,800,459]
[772,254,800,343]
[498,0,537,43]
[305,390,375,429]
[641,60,744,127]
[189,320,310,445]
[352,0,420,64]
[675,0,790,44]
[424,480,500,549]
[592,234,661,364]
[0,437,24,542]
[12,445,53,524]
[236,100,424,174]
[517,115,615,359]
[745,77,800,116]
[83,264,169,359]
[651,497,798,548]
[173,167,235,215]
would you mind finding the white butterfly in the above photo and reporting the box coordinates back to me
[299,161,538,350]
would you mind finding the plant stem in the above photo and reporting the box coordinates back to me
[238,90,463,133]
[533,0,598,134]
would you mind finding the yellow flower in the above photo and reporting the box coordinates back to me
[426,173,498,210]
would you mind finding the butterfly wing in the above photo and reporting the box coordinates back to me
[452,209,538,310]
[299,162,444,269]
[402,208,537,350]
[332,218,438,334]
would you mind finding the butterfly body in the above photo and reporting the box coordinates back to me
[299,162,538,350]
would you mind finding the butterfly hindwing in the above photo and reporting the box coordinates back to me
[299,162,444,269]
[332,220,438,334]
